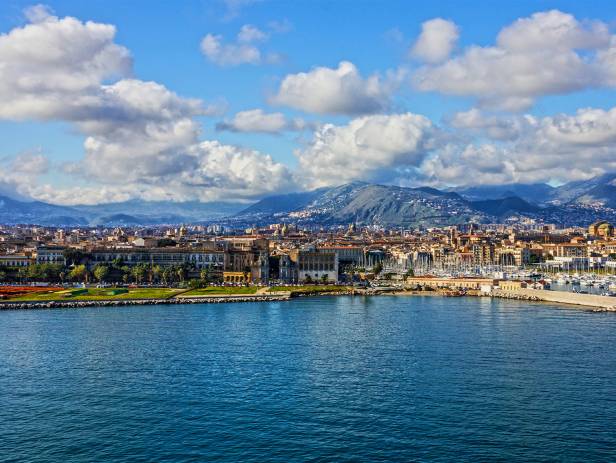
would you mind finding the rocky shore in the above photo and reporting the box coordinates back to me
[3,287,616,312]
[0,295,290,310]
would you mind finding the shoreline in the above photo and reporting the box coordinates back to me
[2,288,616,312]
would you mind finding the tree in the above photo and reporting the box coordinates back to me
[68,264,88,282]
[120,266,131,283]
[0,269,7,282]
[200,267,211,284]
[151,265,162,284]
[320,274,329,284]
[131,265,147,284]
[175,265,187,283]
[161,267,172,286]
[25,264,63,282]
[93,265,110,283]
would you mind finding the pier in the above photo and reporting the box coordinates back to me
[491,288,616,311]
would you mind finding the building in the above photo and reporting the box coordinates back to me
[90,247,225,269]
[498,280,528,291]
[0,254,31,267]
[289,248,338,283]
[406,276,499,290]
[36,246,66,265]
[588,221,614,238]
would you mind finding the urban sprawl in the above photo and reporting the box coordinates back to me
[1,220,616,297]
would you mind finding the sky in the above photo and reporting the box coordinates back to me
[2,0,616,205]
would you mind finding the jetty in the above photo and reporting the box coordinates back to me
[490,288,616,311]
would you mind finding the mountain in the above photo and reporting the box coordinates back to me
[238,188,329,215]
[236,183,494,227]
[550,173,616,208]
[456,183,556,203]
[4,175,616,228]
[75,200,246,224]
[0,196,245,226]
[0,196,88,226]
[470,197,541,216]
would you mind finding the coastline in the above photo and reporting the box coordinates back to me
[2,287,616,311]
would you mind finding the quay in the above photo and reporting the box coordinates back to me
[490,288,616,311]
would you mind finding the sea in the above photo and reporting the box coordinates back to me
[1,296,616,462]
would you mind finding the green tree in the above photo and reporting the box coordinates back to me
[0,269,7,282]
[131,265,147,284]
[200,267,211,284]
[68,264,88,282]
[93,264,110,283]
[161,267,175,285]
[175,265,188,283]
[120,265,131,283]
[151,265,162,284]
[320,274,329,284]
[18,267,29,282]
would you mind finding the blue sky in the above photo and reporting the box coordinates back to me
[2,0,616,204]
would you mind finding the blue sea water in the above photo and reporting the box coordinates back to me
[1,296,616,462]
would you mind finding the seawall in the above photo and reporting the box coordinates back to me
[492,288,616,311]
[0,294,290,310]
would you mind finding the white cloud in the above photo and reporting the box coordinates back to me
[237,24,267,43]
[268,19,293,34]
[422,106,616,187]
[294,105,616,190]
[216,109,307,133]
[0,9,296,205]
[296,113,436,187]
[0,150,51,200]
[200,33,261,66]
[200,24,278,66]
[413,10,615,110]
[271,61,400,115]
[411,18,459,63]
[449,108,534,141]
[23,4,55,23]
[0,9,132,120]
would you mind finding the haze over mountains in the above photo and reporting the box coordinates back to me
[2,173,616,227]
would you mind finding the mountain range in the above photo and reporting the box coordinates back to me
[2,173,616,227]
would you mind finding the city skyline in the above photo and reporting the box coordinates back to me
[2,0,616,206]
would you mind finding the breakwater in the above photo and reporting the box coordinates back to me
[491,288,616,311]
[0,294,290,310]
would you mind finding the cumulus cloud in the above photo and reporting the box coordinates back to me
[216,109,307,134]
[0,9,132,120]
[0,8,295,205]
[410,18,459,63]
[296,113,436,187]
[201,33,261,66]
[200,24,281,66]
[413,10,616,110]
[271,61,400,115]
[449,108,534,141]
[291,104,616,190]
[0,150,51,200]
[421,106,616,187]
